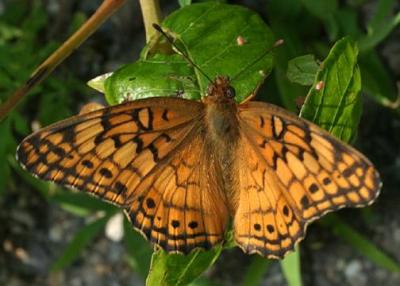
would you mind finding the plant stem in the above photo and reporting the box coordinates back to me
[139,0,162,42]
[0,0,127,122]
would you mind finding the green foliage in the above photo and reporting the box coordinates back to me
[321,215,400,273]
[265,0,399,111]
[104,2,274,104]
[280,248,302,286]
[179,0,192,7]
[0,1,87,195]
[287,55,319,86]
[300,38,362,143]
[242,256,272,286]
[51,213,115,272]
[124,218,153,278]
[358,0,400,52]
[147,247,222,286]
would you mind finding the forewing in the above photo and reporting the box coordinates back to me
[17,97,202,206]
[17,97,229,253]
[233,101,381,258]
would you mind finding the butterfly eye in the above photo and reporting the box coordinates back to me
[226,86,236,98]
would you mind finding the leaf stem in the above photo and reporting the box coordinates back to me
[139,0,162,42]
[0,0,127,122]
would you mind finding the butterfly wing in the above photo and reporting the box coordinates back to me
[233,101,381,258]
[17,97,229,253]
[126,131,229,253]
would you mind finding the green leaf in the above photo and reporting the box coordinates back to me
[51,214,112,272]
[146,247,222,286]
[52,191,118,217]
[359,51,398,107]
[358,0,400,52]
[300,37,362,142]
[367,0,395,28]
[280,248,302,286]
[287,54,319,86]
[105,54,201,104]
[242,256,272,286]
[266,1,312,111]
[124,217,153,278]
[0,22,22,44]
[105,2,274,104]
[301,0,338,40]
[189,276,221,286]
[321,215,400,273]
[178,0,192,7]
[334,8,362,38]
[301,0,338,17]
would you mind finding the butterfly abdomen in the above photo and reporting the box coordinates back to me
[202,100,241,213]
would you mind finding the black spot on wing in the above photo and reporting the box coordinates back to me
[99,168,113,178]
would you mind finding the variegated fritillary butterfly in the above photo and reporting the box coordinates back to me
[17,76,381,258]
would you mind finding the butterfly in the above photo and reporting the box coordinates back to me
[17,75,381,259]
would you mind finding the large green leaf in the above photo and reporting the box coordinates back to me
[104,2,274,104]
[146,247,223,286]
[299,37,362,142]
[104,54,201,104]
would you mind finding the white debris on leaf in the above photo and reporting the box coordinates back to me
[105,212,124,242]
[236,35,246,46]
[315,80,325,91]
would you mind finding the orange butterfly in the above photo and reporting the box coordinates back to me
[17,75,381,259]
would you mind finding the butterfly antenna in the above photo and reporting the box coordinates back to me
[231,39,284,82]
[152,24,213,83]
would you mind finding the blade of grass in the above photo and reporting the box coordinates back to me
[358,0,400,52]
[321,215,400,273]
[123,217,153,278]
[51,213,113,272]
[280,249,302,286]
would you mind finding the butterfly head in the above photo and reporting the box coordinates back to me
[204,76,236,105]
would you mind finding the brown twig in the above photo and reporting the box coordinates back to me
[139,0,162,42]
[0,0,127,122]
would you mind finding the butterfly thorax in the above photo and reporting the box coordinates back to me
[203,76,240,144]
